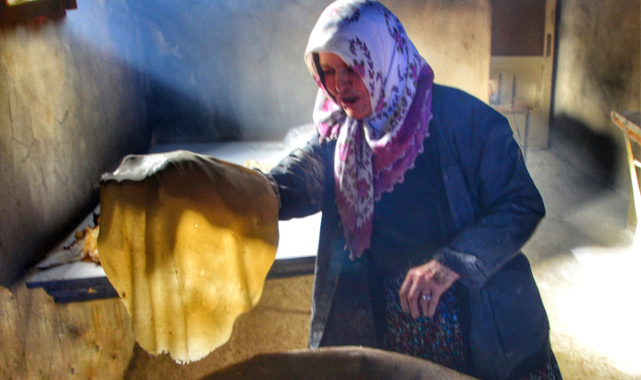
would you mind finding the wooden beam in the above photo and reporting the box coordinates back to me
[611,111,641,146]
[0,0,76,25]
[611,111,641,236]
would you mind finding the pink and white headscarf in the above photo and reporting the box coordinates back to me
[305,0,435,259]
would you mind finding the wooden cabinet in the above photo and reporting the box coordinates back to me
[489,0,557,151]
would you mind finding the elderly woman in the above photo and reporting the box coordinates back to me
[269,1,562,379]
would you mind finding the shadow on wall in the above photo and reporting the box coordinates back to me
[550,114,622,187]
[147,77,241,144]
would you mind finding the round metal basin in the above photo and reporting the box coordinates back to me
[201,346,476,380]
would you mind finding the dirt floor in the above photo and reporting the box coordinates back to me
[523,129,640,380]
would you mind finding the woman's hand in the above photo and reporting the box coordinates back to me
[399,259,460,319]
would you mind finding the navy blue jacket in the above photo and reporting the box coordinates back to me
[270,85,549,380]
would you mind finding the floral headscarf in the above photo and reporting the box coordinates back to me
[305,0,434,259]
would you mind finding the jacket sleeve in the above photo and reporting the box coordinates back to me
[433,91,545,289]
[269,134,329,220]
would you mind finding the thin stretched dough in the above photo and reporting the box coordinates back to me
[98,151,279,363]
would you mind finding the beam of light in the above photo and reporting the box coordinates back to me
[563,245,641,377]
[61,0,247,121]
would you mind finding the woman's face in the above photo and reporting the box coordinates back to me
[318,52,372,120]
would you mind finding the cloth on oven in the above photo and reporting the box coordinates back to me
[99,150,279,363]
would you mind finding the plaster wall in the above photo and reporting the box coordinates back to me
[0,2,151,286]
[552,0,640,186]
[145,0,491,142]
[386,0,491,102]
[554,0,640,129]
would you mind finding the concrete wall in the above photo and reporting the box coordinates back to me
[0,1,151,286]
[552,0,640,186]
[145,0,491,142]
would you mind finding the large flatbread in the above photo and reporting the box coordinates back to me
[98,151,279,363]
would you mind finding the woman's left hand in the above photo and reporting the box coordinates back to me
[399,259,460,319]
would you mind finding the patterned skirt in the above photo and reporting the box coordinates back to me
[381,273,563,379]
[382,273,468,373]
